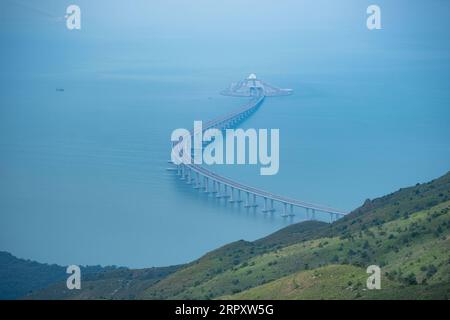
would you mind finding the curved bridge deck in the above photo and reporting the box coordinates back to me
[170,94,347,221]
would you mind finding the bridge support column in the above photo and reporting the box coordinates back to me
[252,194,258,207]
[204,177,209,193]
[245,193,257,207]
[187,168,192,184]
[270,199,275,213]
[290,204,294,217]
[211,180,217,194]
[236,189,242,203]
[177,165,181,176]
[244,192,251,208]
[195,172,200,189]
[216,183,222,198]
[229,187,234,202]
[263,197,268,212]
[282,202,288,217]
[312,209,316,220]
[180,165,185,180]
[223,185,230,198]
[306,208,310,220]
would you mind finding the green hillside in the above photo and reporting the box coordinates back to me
[0,252,120,299]
[25,171,450,300]
[223,200,450,300]
[223,265,449,300]
[25,265,182,300]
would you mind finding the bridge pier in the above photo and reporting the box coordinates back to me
[263,197,268,212]
[185,167,190,181]
[252,194,258,207]
[282,202,288,217]
[262,198,274,212]
[186,168,192,184]
[229,187,234,202]
[204,177,209,193]
[290,204,294,217]
[330,213,338,223]
[244,192,257,208]
[244,192,251,207]
[211,180,217,194]
[223,185,230,198]
[180,165,186,180]
[216,182,222,198]
[236,189,243,203]
[194,172,201,189]
[312,209,316,220]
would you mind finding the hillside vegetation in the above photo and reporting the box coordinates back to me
[25,265,181,300]
[0,252,119,299]
[25,171,450,300]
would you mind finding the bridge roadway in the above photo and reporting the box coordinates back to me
[171,94,347,221]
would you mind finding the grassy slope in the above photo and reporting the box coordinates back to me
[140,221,328,299]
[26,221,328,300]
[26,171,450,300]
[139,172,450,299]
[322,171,450,239]
[151,200,450,299]
[223,265,398,300]
[0,251,119,299]
[25,265,181,300]
[224,201,450,299]
[223,264,450,300]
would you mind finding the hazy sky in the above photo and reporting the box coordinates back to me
[2,0,450,76]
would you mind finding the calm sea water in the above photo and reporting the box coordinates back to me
[1,0,449,268]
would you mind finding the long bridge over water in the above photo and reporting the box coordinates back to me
[169,74,347,222]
